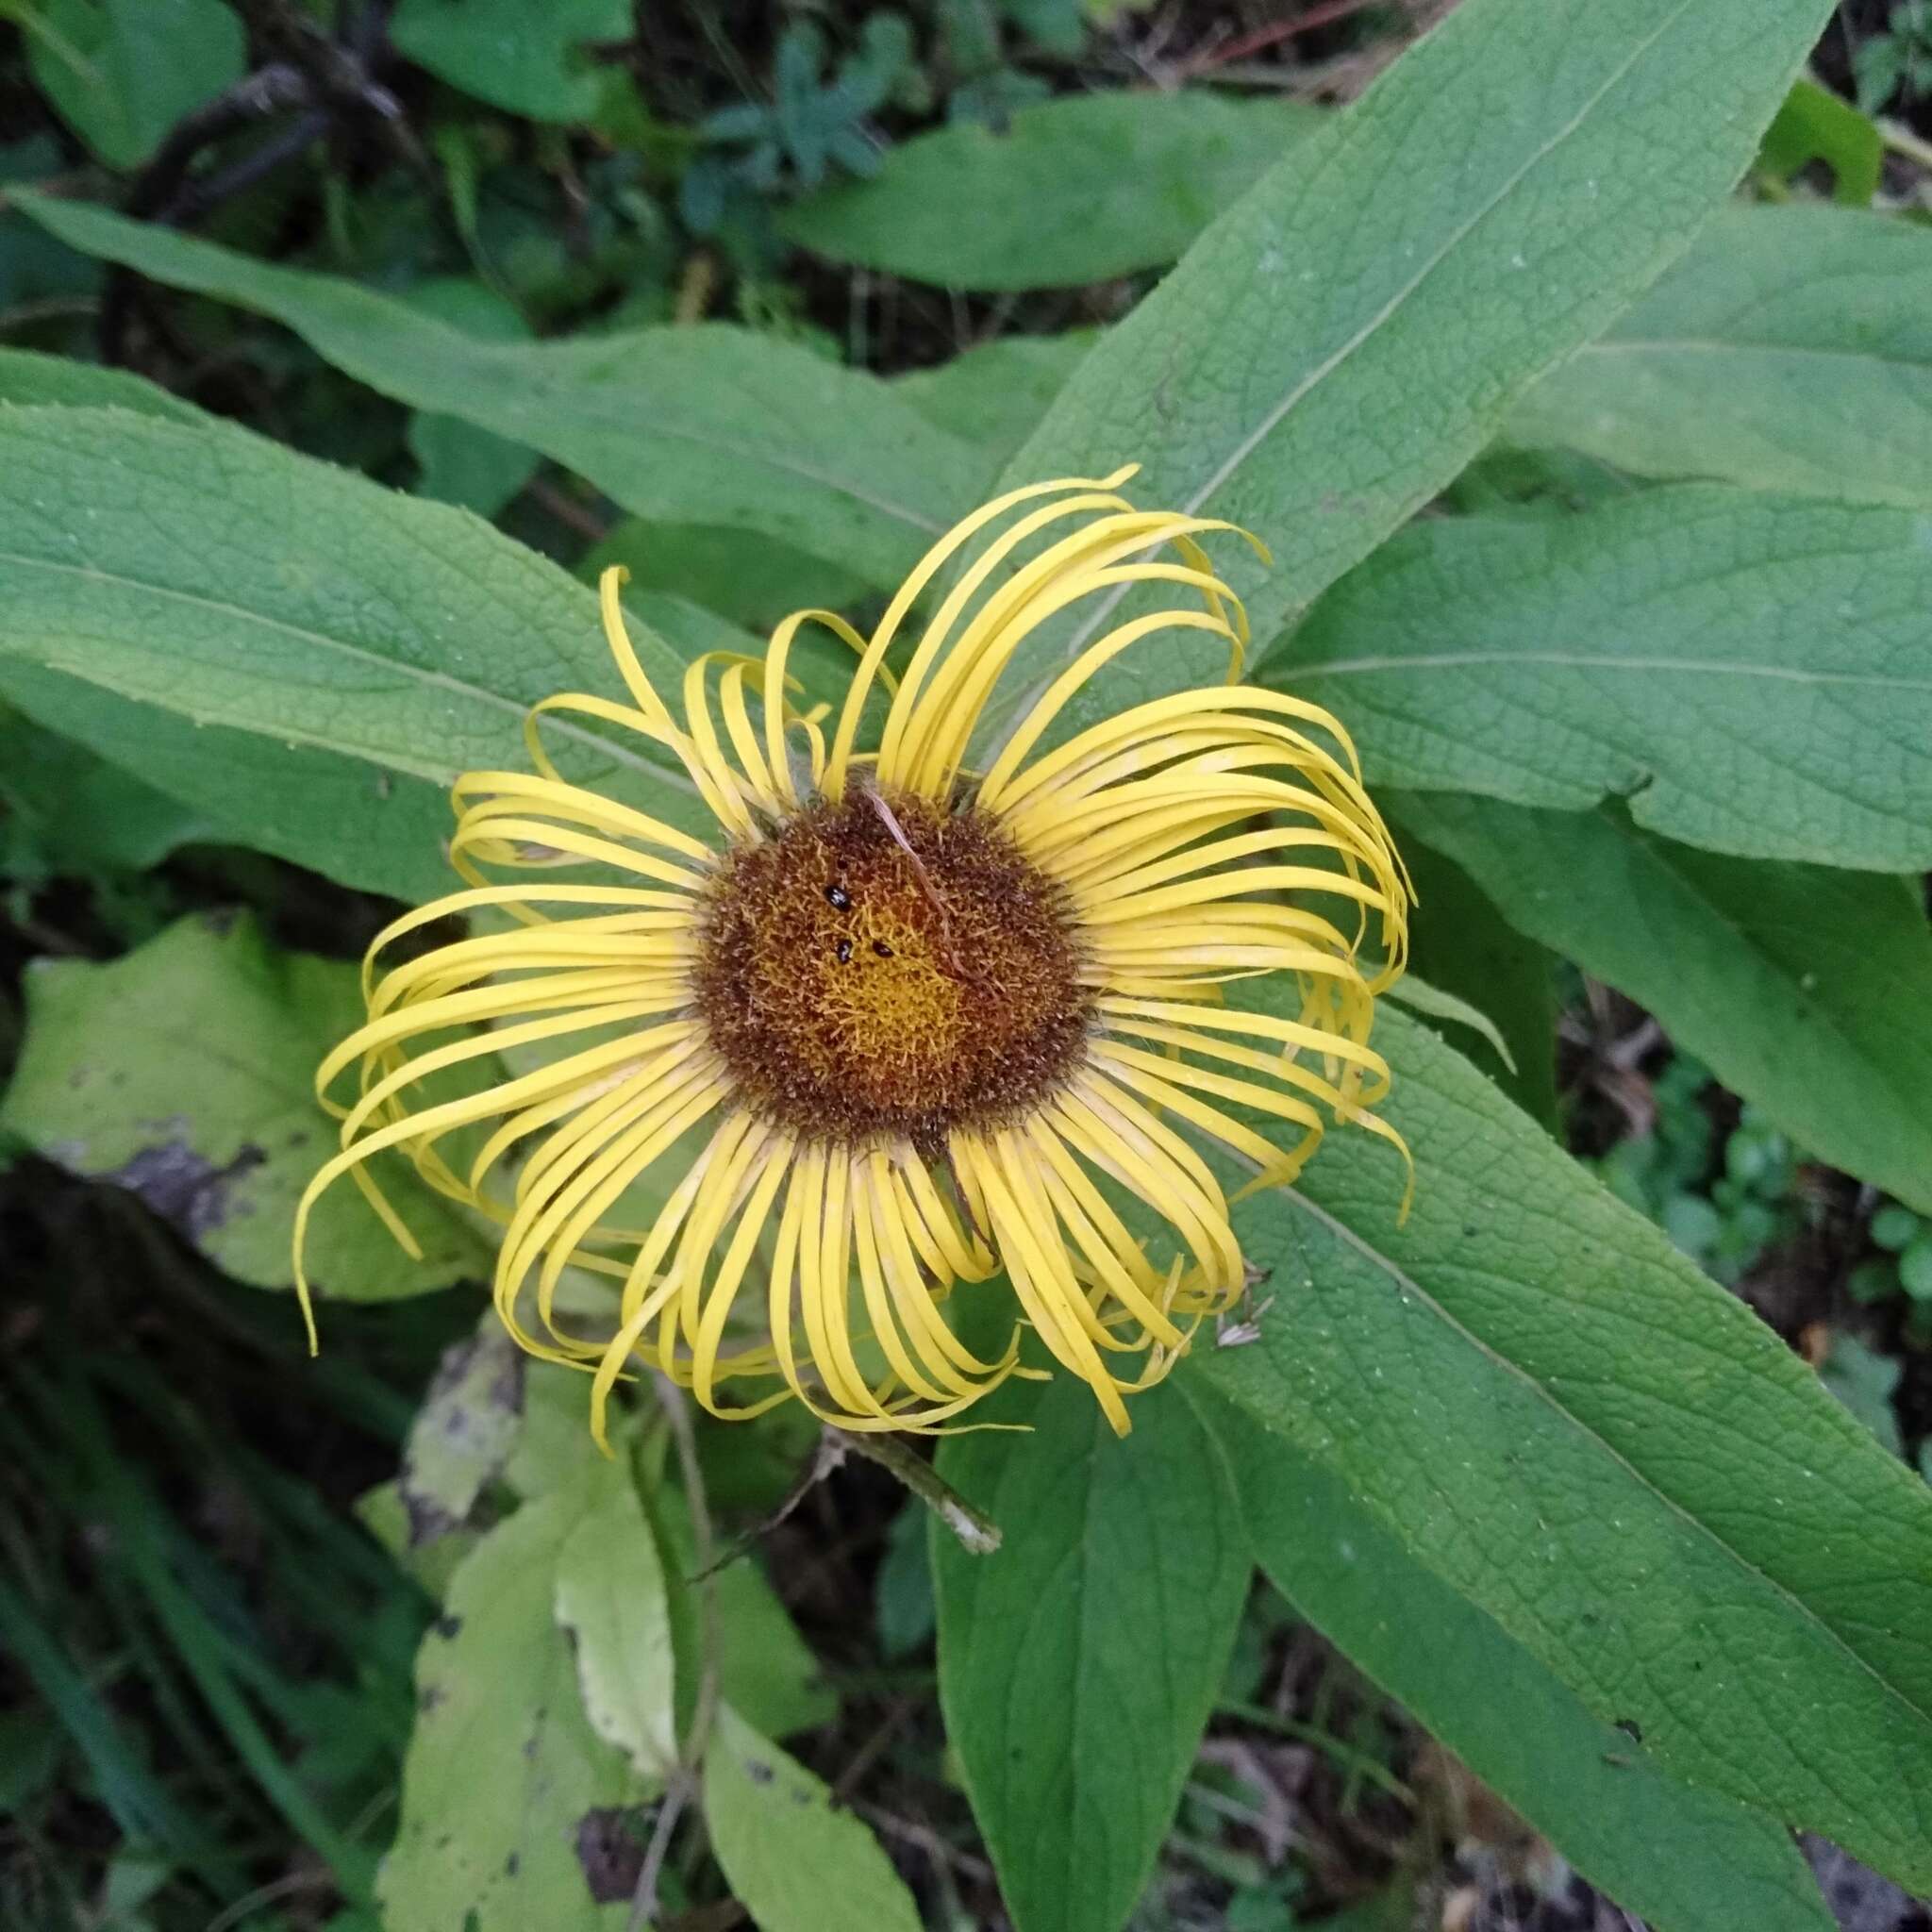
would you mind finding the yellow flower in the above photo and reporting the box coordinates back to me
[294,470,1410,1443]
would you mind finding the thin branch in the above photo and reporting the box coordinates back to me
[1183,0,1394,75]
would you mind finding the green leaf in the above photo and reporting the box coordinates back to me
[1506,207,1932,509]
[379,1491,636,1932]
[0,657,455,904]
[0,910,485,1298]
[651,1490,838,1743]
[894,333,1091,470]
[398,1324,526,1544]
[400,278,541,520]
[0,706,205,875]
[1758,77,1883,204]
[780,92,1322,291]
[554,1455,677,1785]
[1195,999,1932,1891]
[985,0,1836,744]
[391,0,630,123]
[703,1703,922,1932]
[932,1370,1251,1932]
[1397,795,1932,1211]
[12,195,982,592]
[0,406,712,898]
[579,520,870,637]
[1195,1386,1837,1932]
[1277,488,1932,872]
[1872,1205,1923,1252]
[1396,835,1557,1126]
[19,0,245,169]
[0,344,201,420]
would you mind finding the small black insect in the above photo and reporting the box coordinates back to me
[836,938,854,964]
[825,884,851,910]
[873,939,893,958]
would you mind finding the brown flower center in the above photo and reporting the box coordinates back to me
[693,791,1091,1152]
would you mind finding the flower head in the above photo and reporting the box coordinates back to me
[294,470,1410,1441]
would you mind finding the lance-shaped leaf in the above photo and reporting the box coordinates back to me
[983,0,1835,747]
[1194,1001,1932,1892]
[1506,205,1932,509]
[1274,487,1932,872]
[933,1370,1251,1932]
[0,406,739,895]
[781,92,1321,291]
[12,193,981,591]
[1398,794,1932,1212]
[1191,1385,1837,1932]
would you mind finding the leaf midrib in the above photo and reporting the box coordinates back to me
[1295,648,1932,691]
[1571,336,1932,375]
[1039,0,1704,683]
[0,548,699,797]
[1256,1178,1932,1745]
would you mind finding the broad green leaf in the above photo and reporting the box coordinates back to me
[0,911,485,1299]
[1396,796,1932,1212]
[0,657,456,904]
[398,1324,526,1543]
[353,1480,478,1602]
[391,0,630,123]
[933,1370,1250,1932]
[780,92,1321,291]
[0,705,205,876]
[401,278,541,520]
[986,0,1836,745]
[894,333,1091,470]
[379,1491,635,1932]
[1507,206,1932,508]
[0,344,201,420]
[1758,78,1882,204]
[704,1703,922,1932]
[20,0,245,169]
[652,1490,839,1743]
[1276,487,1932,872]
[1397,835,1557,1126]
[0,406,715,897]
[555,1455,677,1785]
[1195,1385,1836,1932]
[14,195,982,591]
[580,519,869,637]
[1196,999,1932,1890]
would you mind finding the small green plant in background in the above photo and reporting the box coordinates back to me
[1851,1200,1932,1336]
[1854,0,1932,110]
[1593,1058,1810,1287]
